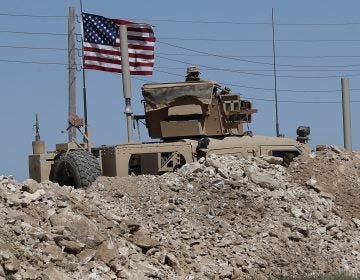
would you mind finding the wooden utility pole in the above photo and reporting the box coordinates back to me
[68,7,77,142]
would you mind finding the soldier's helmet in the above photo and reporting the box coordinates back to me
[185,66,201,81]
[186,65,200,75]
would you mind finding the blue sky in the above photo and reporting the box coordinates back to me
[1,0,359,180]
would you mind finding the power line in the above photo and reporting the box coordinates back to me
[0,30,70,36]
[3,40,360,68]
[157,55,360,79]
[159,37,360,43]
[0,12,67,18]
[223,82,360,94]
[154,68,184,77]
[243,96,360,104]
[131,17,360,26]
[157,53,360,59]
[0,44,68,51]
[156,66,360,72]
[152,69,360,95]
[1,12,360,29]
[1,12,360,27]
[2,57,356,83]
[0,58,79,67]
[158,41,360,69]
[156,45,274,66]
[2,39,360,69]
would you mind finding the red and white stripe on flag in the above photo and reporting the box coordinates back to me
[82,14,155,75]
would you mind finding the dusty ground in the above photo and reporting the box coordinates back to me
[0,145,359,279]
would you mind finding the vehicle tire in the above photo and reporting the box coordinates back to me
[50,150,102,188]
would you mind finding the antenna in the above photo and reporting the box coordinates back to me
[34,113,41,141]
[79,0,90,151]
[272,8,280,137]
[32,113,45,155]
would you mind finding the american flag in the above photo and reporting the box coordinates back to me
[82,13,155,75]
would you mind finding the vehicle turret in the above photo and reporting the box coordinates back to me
[142,80,257,139]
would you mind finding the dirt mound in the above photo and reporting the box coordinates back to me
[0,147,359,279]
[289,145,360,222]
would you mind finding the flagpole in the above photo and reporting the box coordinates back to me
[119,24,133,143]
[79,0,90,150]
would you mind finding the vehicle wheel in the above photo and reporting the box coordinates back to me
[50,150,101,188]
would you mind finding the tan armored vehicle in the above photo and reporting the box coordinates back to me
[29,73,310,188]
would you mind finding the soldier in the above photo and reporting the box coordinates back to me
[185,66,201,82]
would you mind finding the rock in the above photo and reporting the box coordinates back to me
[330,145,343,154]
[77,249,96,264]
[129,234,159,253]
[1,151,360,279]
[95,240,118,265]
[306,178,321,192]
[319,191,335,201]
[219,267,232,278]
[352,218,360,229]
[57,239,85,255]
[41,267,71,280]
[3,254,20,273]
[49,209,105,249]
[316,145,328,151]
[21,179,40,193]
[120,219,141,234]
[296,227,310,237]
[205,155,222,170]
[288,232,303,242]
[20,189,46,205]
[22,267,40,280]
[290,206,303,218]
[245,166,279,190]
[165,253,180,272]
[261,156,283,165]
[42,244,63,260]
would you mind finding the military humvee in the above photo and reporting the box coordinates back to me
[29,76,310,188]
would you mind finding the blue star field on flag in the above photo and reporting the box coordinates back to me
[82,13,118,46]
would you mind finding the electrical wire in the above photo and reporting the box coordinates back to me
[157,55,360,79]
[157,53,360,59]
[0,44,68,51]
[156,66,360,72]
[0,12,67,18]
[0,30,69,36]
[159,37,360,43]
[3,40,360,69]
[1,12,360,27]
[2,40,360,70]
[129,17,360,26]
[158,41,360,69]
[0,58,355,104]
[0,13,358,101]
[222,82,360,94]
[153,68,360,102]
[0,58,79,67]
[152,69,360,103]
[244,97,360,104]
